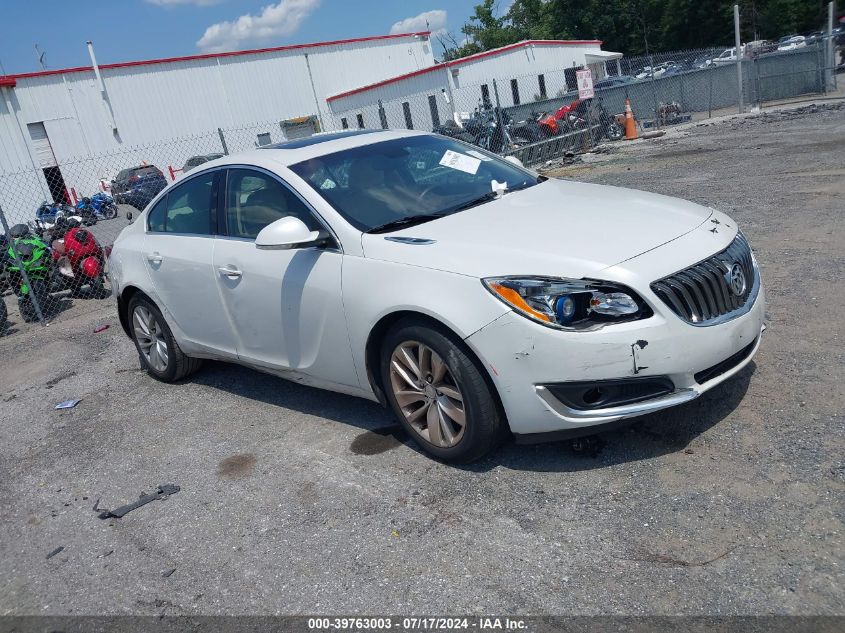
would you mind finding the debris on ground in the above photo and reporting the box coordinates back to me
[537,152,581,172]
[46,546,64,559]
[54,399,81,410]
[94,324,110,333]
[162,568,176,578]
[570,435,605,457]
[97,484,181,519]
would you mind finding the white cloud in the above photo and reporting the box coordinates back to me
[147,0,222,6]
[197,0,321,53]
[389,9,447,37]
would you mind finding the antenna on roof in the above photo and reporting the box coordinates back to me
[34,44,47,70]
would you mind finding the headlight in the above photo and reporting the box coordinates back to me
[482,276,652,330]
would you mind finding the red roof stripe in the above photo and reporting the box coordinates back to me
[0,76,16,88]
[327,39,603,102]
[2,31,430,81]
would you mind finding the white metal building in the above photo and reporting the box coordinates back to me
[326,40,623,132]
[0,32,433,212]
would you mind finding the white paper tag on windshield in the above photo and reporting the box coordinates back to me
[465,149,492,161]
[439,150,481,175]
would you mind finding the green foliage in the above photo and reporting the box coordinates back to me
[440,0,830,60]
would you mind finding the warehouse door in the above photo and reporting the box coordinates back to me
[27,122,69,204]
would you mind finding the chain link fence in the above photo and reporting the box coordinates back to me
[1,37,842,335]
[0,115,322,335]
[329,38,841,167]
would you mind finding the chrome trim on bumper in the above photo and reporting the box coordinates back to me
[535,385,699,422]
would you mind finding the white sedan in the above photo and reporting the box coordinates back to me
[109,130,765,463]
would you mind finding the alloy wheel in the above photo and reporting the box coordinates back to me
[389,341,466,448]
[132,305,169,372]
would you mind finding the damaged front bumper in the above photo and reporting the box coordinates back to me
[464,283,765,438]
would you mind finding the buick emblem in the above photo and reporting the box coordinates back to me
[727,263,747,297]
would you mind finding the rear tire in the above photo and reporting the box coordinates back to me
[380,319,504,463]
[127,294,202,382]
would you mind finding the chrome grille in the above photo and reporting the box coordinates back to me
[651,233,757,325]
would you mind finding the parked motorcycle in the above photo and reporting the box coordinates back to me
[76,191,118,221]
[35,200,76,225]
[3,224,51,322]
[537,97,623,143]
[49,217,111,298]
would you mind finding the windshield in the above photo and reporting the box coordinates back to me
[289,135,538,232]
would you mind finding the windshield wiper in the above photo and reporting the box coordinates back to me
[446,191,500,214]
[366,213,446,234]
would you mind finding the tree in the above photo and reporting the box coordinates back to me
[443,0,829,61]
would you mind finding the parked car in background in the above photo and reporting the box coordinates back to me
[111,165,168,210]
[109,129,765,463]
[594,75,637,90]
[183,154,224,174]
[635,62,677,79]
[712,47,742,65]
[778,35,806,51]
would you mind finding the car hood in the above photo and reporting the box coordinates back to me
[361,179,713,278]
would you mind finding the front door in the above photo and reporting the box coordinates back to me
[212,168,357,388]
[143,170,237,357]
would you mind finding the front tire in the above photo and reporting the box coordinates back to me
[128,294,202,382]
[380,319,504,463]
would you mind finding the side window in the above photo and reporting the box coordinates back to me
[159,172,214,234]
[225,169,319,239]
[147,196,167,232]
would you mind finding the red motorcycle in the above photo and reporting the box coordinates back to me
[537,99,583,137]
[51,223,111,297]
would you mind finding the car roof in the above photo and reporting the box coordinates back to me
[198,128,427,170]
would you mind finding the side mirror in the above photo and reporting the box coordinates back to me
[255,216,320,250]
[504,155,524,168]
[125,211,133,223]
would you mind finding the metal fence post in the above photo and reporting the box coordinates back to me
[734,4,744,114]
[218,128,229,155]
[708,62,715,118]
[492,79,506,152]
[648,55,659,129]
[827,1,836,91]
[0,202,46,326]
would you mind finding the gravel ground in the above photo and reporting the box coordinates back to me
[0,103,843,616]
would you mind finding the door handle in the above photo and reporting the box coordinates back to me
[217,266,242,278]
[146,252,162,264]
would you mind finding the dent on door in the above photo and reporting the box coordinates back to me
[213,241,358,389]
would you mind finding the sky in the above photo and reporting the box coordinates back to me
[0,0,501,75]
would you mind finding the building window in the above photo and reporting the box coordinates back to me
[565,67,581,93]
[256,132,271,146]
[480,84,491,108]
[341,117,349,129]
[537,74,547,100]
[428,95,440,127]
[378,103,388,129]
[403,102,413,129]
[356,113,365,129]
[510,79,520,105]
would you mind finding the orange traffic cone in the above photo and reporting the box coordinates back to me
[624,99,638,140]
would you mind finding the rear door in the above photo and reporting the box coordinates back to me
[143,169,237,357]
[212,167,357,388]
